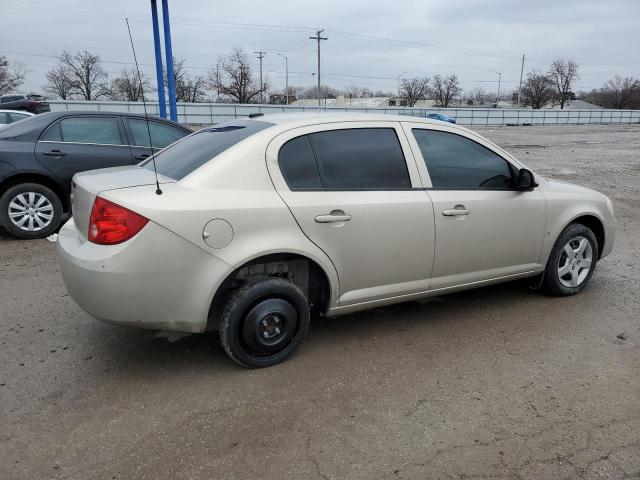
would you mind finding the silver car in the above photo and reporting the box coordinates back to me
[58,113,616,367]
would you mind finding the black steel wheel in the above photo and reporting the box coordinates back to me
[220,277,310,368]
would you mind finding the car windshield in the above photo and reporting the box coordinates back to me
[141,119,274,180]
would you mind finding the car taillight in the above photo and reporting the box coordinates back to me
[88,197,148,245]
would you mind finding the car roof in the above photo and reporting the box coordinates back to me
[253,111,453,128]
[243,112,470,137]
[36,110,179,121]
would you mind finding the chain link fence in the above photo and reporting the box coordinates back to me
[48,100,640,127]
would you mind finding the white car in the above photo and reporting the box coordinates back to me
[57,113,616,367]
[0,109,34,127]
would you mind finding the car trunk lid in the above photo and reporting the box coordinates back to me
[71,165,174,239]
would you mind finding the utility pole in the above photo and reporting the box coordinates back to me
[490,69,502,105]
[397,71,407,99]
[215,64,220,102]
[278,53,289,105]
[254,51,266,103]
[309,29,327,106]
[517,54,526,106]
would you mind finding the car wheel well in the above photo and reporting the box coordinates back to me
[0,174,68,212]
[206,253,331,332]
[570,215,605,259]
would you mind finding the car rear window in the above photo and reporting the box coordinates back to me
[127,118,187,148]
[0,116,39,139]
[141,120,273,180]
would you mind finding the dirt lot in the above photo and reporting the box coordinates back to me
[1,124,639,480]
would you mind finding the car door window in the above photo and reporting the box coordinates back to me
[278,135,322,189]
[412,129,515,189]
[127,118,187,149]
[0,113,7,123]
[309,128,411,190]
[40,122,62,141]
[55,117,122,145]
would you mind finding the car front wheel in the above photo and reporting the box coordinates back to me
[220,277,310,368]
[0,183,63,239]
[543,223,598,296]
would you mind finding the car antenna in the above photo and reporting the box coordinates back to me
[126,17,162,195]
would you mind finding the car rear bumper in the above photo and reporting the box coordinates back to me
[57,218,231,333]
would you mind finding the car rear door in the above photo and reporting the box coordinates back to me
[266,121,435,306]
[402,121,547,289]
[34,115,134,186]
[123,117,189,162]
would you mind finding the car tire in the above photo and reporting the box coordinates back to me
[220,277,310,368]
[543,223,598,296]
[0,183,63,239]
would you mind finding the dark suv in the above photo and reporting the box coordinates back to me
[0,94,51,114]
[0,111,191,239]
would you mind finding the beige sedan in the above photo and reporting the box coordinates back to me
[57,113,616,367]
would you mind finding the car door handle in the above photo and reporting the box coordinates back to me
[442,205,471,216]
[315,212,352,223]
[135,154,150,160]
[43,150,66,157]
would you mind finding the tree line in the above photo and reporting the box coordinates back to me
[1,52,638,109]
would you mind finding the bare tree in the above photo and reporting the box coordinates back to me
[55,50,108,100]
[208,48,266,104]
[169,58,207,103]
[432,74,461,107]
[521,70,555,109]
[373,89,394,97]
[400,77,431,107]
[44,64,75,100]
[548,59,579,109]
[600,76,639,109]
[0,56,26,95]
[108,68,153,101]
[286,85,301,98]
[471,87,487,101]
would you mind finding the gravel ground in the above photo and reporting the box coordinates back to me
[1,124,639,480]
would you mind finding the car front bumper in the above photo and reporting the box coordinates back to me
[57,218,231,333]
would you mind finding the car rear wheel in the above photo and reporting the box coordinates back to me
[0,183,63,239]
[220,277,310,368]
[543,223,598,296]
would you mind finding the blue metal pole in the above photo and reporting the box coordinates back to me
[161,0,178,122]
[150,0,166,118]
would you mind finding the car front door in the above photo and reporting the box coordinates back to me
[403,122,547,290]
[267,122,435,306]
[35,115,134,186]
[123,117,189,162]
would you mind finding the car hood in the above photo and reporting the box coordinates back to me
[541,177,606,200]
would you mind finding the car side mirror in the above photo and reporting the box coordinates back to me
[516,168,536,191]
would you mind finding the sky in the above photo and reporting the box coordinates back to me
[2,0,639,98]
